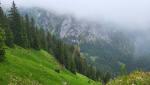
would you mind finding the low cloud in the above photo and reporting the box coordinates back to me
[2,0,150,29]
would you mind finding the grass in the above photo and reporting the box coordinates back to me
[107,71,150,85]
[0,46,101,85]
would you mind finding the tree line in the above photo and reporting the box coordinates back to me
[0,1,111,84]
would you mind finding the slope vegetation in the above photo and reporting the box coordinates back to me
[0,46,101,85]
[107,71,150,85]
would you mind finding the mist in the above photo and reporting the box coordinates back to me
[1,0,150,57]
[2,0,150,30]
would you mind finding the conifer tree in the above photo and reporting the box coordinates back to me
[4,26,14,47]
[46,32,55,54]
[30,18,40,50]
[33,27,40,50]
[38,28,48,50]
[0,27,5,61]
[102,72,111,84]
[0,1,102,81]
[0,2,14,47]
[0,2,5,27]
[20,16,28,48]
[8,1,24,47]
[69,56,76,74]
[25,14,31,48]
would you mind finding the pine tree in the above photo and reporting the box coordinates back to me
[0,2,5,27]
[102,72,111,84]
[30,18,40,50]
[0,27,5,61]
[69,56,76,74]
[20,16,28,48]
[0,1,101,81]
[0,2,14,47]
[25,14,31,48]
[46,32,54,53]
[5,26,14,47]
[120,63,127,75]
[38,28,48,50]
[33,27,40,50]
[8,1,24,47]
[63,45,70,69]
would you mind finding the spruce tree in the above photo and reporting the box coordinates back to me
[25,14,31,48]
[0,27,5,61]
[30,18,40,50]
[46,32,54,53]
[69,56,76,74]
[5,26,14,47]
[8,1,24,47]
[0,2,14,47]
[33,27,40,50]
[0,1,100,81]
[0,2,4,27]
[20,16,28,48]
[38,28,48,50]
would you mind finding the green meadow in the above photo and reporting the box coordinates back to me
[0,46,101,85]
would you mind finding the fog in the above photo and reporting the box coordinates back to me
[1,0,150,56]
[2,0,150,30]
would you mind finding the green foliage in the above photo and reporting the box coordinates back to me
[0,1,102,82]
[0,46,101,85]
[119,63,127,76]
[20,16,29,48]
[80,32,134,74]
[29,18,40,50]
[4,27,14,47]
[0,5,5,27]
[0,4,14,47]
[107,71,150,85]
[8,1,23,46]
[0,27,5,61]
[102,72,111,84]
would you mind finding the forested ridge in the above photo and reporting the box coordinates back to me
[0,1,111,84]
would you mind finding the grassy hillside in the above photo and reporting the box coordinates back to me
[107,71,150,85]
[0,46,101,85]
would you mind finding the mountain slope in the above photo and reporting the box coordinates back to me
[20,7,150,75]
[107,71,150,85]
[0,46,101,85]
[19,8,113,43]
[19,8,134,73]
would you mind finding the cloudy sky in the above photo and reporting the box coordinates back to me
[1,0,150,29]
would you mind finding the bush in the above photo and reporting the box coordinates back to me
[54,69,60,73]
[0,48,5,61]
